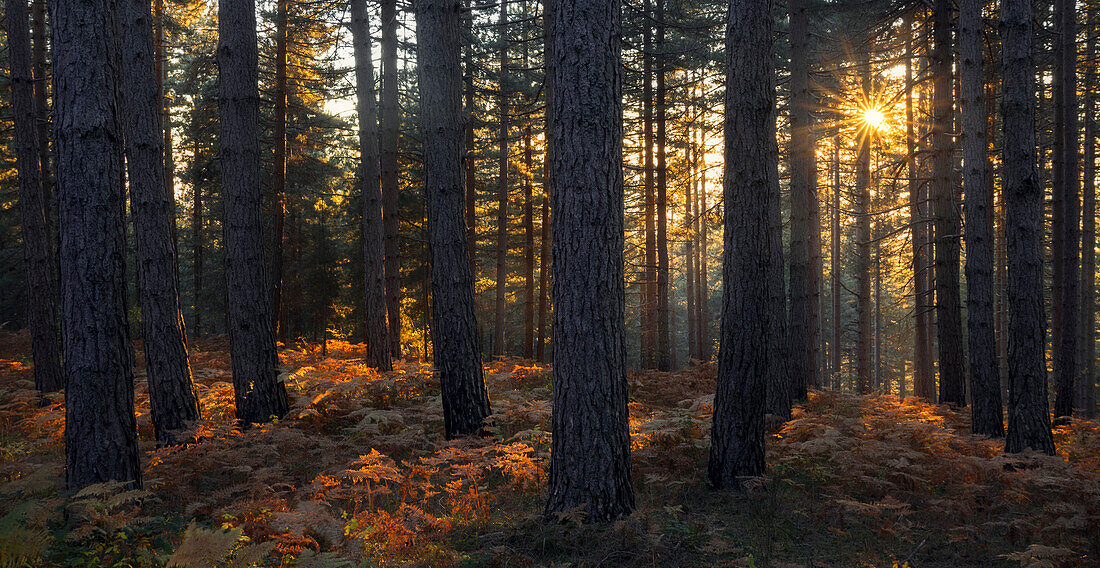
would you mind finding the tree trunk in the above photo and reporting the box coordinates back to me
[856,53,872,396]
[905,14,932,400]
[1001,0,1055,454]
[1054,0,1079,419]
[493,0,509,358]
[710,0,774,488]
[154,0,176,253]
[696,123,709,362]
[270,0,288,340]
[352,0,392,371]
[655,0,671,371]
[31,0,52,234]
[218,0,289,424]
[464,2,477,274]
[537,184,550,362]
[523,121,535,359]
[51,0,142,488]
[931,0,966,406]
[787,0,816,400]
[960,0,1003,436]
[414,0,493,438]
[1081,0,1098,418]
[119,0,201,444]
[641,0,655,368]
[7,0,63,393]
[191,103,204,338]
[381,0,402,359]
[685,137,697,361]
[832,135,841,388]
[544,0,634,520]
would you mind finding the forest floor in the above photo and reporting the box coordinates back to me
[0,332,1098,568]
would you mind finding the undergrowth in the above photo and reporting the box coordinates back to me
[0,331,1097,567]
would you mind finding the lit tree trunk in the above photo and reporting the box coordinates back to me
[1002,0,1055,454]
[856,54,872,396]
[685,137,697,361]
[1081,0,1098,418]
[544,0,634,519]
[787,0,816,399]
[270,0,287,340]
[905,14,932,400]
[696,124,709,361]
[641,0,656,368]
[119,0,201,444]
[960,0,1003,436]
[414,0,493,437]
[191,104,204,338]
[51,0,141,487]
[710,0,775,488]
[493,0,509,358]
[218,0,289,424]
[154,0,176,251]
[655,0,671,371]
[537,185,551,362]
[931,0,965,406]
[6,0,62,393]
[523,125,535,359]
[464,1,477,273]
[381,0,402,358]
[352,0,392,371]
[832,135,841,388]
[1054,0,1079,419]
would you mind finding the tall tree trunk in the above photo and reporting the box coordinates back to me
[710,0,775,488]
[905,13,931,400]
[1081,0,1098,418]
[119,0,201,445]
[154,0,176,252]
[523,123,535,359]
[493,0,509,358]
[381,0,402,359]
[464,2,477,273]
[787,0,816,400]
[415,0,493,438]
[1054,0,1079,419]
[544,0,634,520]
[51,0,141,488]
[270,0,288,340]
[856,53,872,396]
[352,0,392,371]
[655,0,671,371]
[31,0,52,236]
[1002,0,1056,454]
[537,185,550,362]
[685,137,697,361]
[7,0,62,393]
[218,0,289,424]
[931,0,966,406]
[696,123,709,361]
[191,104,204,338]
[641,0,656,368]
[960,0,1003,436]
[831,135,841,388]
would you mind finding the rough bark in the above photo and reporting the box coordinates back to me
[51,0,142,488]
[543,0,634,520]
[856,54,872,396]
[191,104,204,338]
[641,0,656,368]
[787,0,817,399]
[960,0,1003,436]
[119,0,201,444]
[1054,0,1079,419]
[381,0,403,359]
[1001,0,1056,454]
[218,0,289,424]
[655,0,671,371]
[414,0,493,438]
[1082,0,1098,418]
[931,0,966,406]
[523,121,535,359]
[493,0,509,358]
[31,0,52,232]
[464,2,477,275]
[270,0,288,340]
[831,136,841,388]
[6,0,63,393]
[710,0,774,488]
[351,0,392,371]
[905,14,932,400]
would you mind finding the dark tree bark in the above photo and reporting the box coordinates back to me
[641,0,656,368]
[523,123,535,359]
[537,185,551,362]
[905,14,933,400]
[51,0,141,488]
[960,0,1003,436]
[543,0,634,520]
[270,0,288,340]
[931,0,966,406]
[855,53,872,396]
[1081,0,1098,418]
[351,0,392,371]
[414,0,493,438]
[119,0,201,444]
[831,136,841,388]
[6,0,63,393]
[191,104,204,338]
[710,0,774,488]
[1001,0,1055,455]
[154,0,175,253]
[787,0,817,400]
[1054,0,1079,419]
[655,0,671,371]
[218,0,289,424]
[685,138,697,361]
[31,0,52,233]
[464,2,477,275]
[381,0,403,359]
[493,0,509,358]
